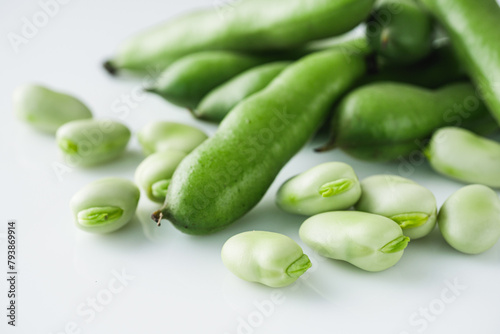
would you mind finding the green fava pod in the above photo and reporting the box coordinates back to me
[426,127,500,188]
[195,61,291,122]
[146,51,267,109]
[438,184,500,254]
[366,0,434,65]
[355,175,437,239]
[56,119,131,167]
[137,121,208,156]
[154,40,370,235]
[13,84,92,134]
[300,211,409,272]
[221,231,311,288]
[135,151,187,203]
[419,0,500,125]
[104,0,376,73]
[325,82,494,162]
[70,178,140,234]
[276,162,361,216]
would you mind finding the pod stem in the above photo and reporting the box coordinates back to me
[103,60,118,76]
[286,254,312,278]
[380,28,391,49]
[314,138,337,152]
[379,236,410,254]
[151,210,163,227]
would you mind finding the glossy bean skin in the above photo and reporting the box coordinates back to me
[425,127,500,188]
[70,178,140,234]
[221,231,311,288]
[438,185,500,254]
[324,82,494,162]
[276,162,361,216]
[56,119,130,167]
[419,0,500,125]
[13,84,92,134]
[355,175,437,239]
[195,62,291,122]
[137,121,208,156]
[366,0,433,65]
[135,151,187,203]
[153,43,370,234]
[105,0,375,73]
[299,211,410,271]
[147,51,268,109]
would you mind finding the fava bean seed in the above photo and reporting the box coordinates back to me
[425,127,500,188]
[221,231,311,287]
[355,175,437,239]
[299,211,409,271]
[276,162,361,216]
[135,151,187,203]
[70,178,140,233]
[56,119,130,167]
[137,121,208,156]
[438,184,500,254]
[13,84,92,134]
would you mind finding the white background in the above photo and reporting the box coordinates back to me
[1,0,500,333]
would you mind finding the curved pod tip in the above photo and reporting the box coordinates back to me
[103,60,118,76]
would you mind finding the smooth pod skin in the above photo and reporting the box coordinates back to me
[276,162,361,216]
[438,185,500,254]
[147,51,268,109]
[221,231,311,287]
[137,121,208,156]
[195,62,291,122]
[325,82,494,161]
[425,127,500,188]
[105,0,376,73]
[70,178,140,234]
[13,84,92,134]
[366,0,433,65]
[419,0,500,125]
[355,175,437,239]
[153,43,370,235]
[134,151,187,203]
[56,119,131,167]
[300,211,409,271]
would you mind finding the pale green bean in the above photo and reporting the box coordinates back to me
[276,162,361,215]
[221,231,311,287]
[137,121,208,156]
[300,211,409,271]
[438,184,500,254]
[13,84,92,134]
[70,178,140,233]
[426,127,500,187]
[135,151,187,203]
[355,175,437,239]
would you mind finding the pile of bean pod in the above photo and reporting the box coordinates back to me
[13,0,500,287]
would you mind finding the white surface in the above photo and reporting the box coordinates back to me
[1,1,500,333]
